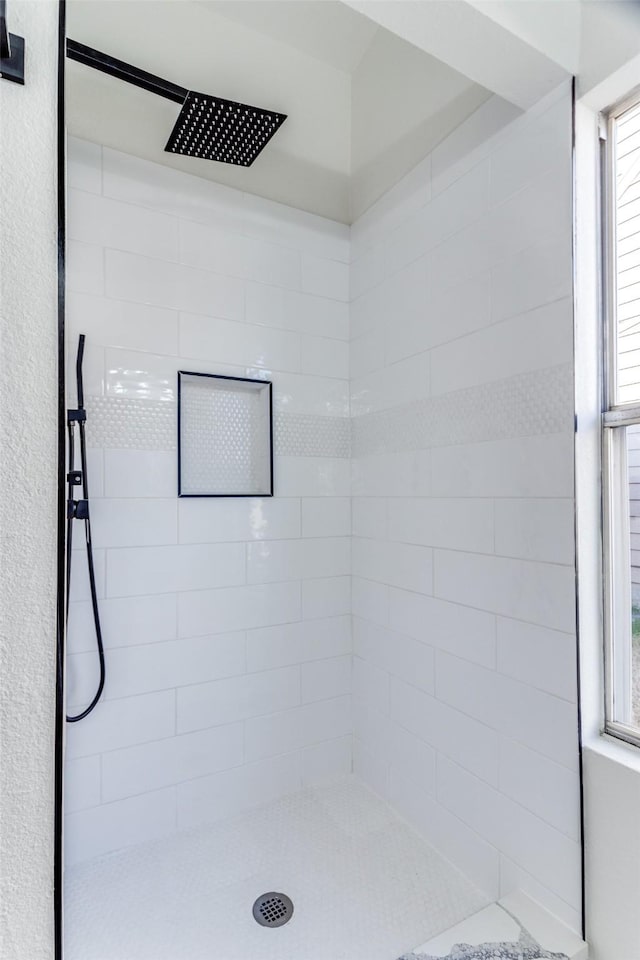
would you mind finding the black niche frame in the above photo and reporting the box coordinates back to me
[177,370,274,498]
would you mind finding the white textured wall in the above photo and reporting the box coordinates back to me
[349,84,582,932]
[583,744,640,959]
[64,140,352,865]
[0,2,59,957]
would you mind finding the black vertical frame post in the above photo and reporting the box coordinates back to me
[570,74,587,941]
[177,368,182,498]
[268,376,274,497]
[54,0,66,957]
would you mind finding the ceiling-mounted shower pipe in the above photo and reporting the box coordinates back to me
[66,39,187,103]
[66,38,287,167]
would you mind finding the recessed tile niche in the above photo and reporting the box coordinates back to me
[178,371,273,497]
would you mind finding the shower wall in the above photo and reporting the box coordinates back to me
[64,138,351,865]
[349,84,582,932]
[64,84,582,929]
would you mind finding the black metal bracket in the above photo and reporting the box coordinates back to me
[67,408,86,422]
[0,2,24,85]
[67,499,89,520]
[0,0,9,58]
[67,471,82,486]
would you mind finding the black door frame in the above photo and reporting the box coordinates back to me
[54,1,67,957]
[50,13,587,953]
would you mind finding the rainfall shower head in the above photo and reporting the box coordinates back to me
[66,40,287,168]
[166,92,286,167]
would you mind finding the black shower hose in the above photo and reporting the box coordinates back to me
[66,334,106,722]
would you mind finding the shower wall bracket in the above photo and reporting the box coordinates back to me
[0,1,25,85]
[67,499,89,521]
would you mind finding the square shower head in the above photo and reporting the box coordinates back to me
[165,91,287,167]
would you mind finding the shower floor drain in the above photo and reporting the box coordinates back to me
[252,892,294,928]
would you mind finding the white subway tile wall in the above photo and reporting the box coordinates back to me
[350,84,582,933]
[65,136,352,865]
[65,83,582,935]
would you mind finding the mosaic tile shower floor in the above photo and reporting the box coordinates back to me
[64,776,488,960]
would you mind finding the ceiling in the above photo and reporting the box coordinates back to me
[67,1,640,223]
[200,1,379,74]
[65,0,490,223]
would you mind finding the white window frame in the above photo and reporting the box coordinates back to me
[602,86,640,749]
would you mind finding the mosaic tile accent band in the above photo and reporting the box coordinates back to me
[275,412,351,458]
[352,363,573,458]
[87,364,570,458]
[86,396,351,458]
[86,396,176,451]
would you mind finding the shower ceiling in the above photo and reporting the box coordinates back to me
[65,0,490,222]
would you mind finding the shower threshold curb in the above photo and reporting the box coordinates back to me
[397,891,588,960]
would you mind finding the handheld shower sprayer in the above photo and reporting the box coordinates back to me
[66,334,105,722]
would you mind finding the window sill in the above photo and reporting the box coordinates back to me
[584,729,640,774]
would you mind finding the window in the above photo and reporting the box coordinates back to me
[603,90,640,746]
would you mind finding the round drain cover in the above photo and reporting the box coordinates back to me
[252,892,294,928]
